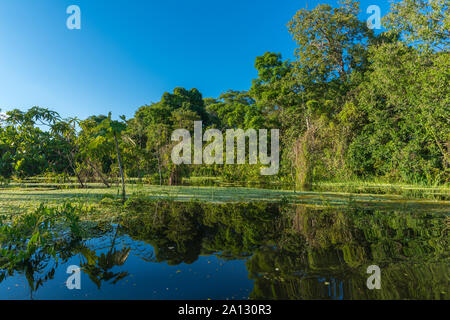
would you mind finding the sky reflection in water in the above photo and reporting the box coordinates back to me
[0,202,448,300]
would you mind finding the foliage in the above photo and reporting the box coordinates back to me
[0,204,83,290]
[118,200,448,299]
[0,0,448,186]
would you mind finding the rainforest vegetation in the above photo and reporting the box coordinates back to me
[0,0,448,190]
[0,0,448,300]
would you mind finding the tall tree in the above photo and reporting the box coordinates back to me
[99,113,127,202]
[384,0,449,52]
[288,0,373,81]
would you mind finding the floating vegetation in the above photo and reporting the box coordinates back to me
[0,200,448,299]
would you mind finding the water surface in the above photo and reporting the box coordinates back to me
[0,201,448,300]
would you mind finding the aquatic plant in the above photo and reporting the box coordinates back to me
[0,203,84,292]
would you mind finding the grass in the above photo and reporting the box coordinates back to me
[183,176,450,200]
[0,181,449,218]
[312,180,449,200]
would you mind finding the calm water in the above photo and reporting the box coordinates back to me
[0,202,448,300]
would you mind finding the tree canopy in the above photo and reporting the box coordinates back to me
[0,0,448,186]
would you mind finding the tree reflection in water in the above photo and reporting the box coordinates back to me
[77,226,131,289]
[121,199,448,300]
[1,200,448,299]
[0,206,131,297]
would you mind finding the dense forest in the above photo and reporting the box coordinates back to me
[0,0,448,188]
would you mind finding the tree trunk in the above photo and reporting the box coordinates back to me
[157,154,162,186]
[57,149,85,188]
[86,158,110,188]
[73,169,85,188]
[168,166,180,186]
[68,151,85,188]
[114,132,126,203]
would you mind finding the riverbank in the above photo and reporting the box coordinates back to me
[1,182,449,218]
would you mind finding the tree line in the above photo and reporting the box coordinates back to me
[0,0,448,187]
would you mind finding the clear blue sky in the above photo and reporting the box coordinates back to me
[0,0,390,120]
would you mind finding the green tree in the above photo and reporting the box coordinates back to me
[384,0,449,52]
[288,0,373,81]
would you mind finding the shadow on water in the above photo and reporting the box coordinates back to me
[0,200,448,300]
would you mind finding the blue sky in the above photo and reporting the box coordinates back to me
[0,0,390,120]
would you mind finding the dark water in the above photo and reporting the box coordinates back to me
[0,201,448,300]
